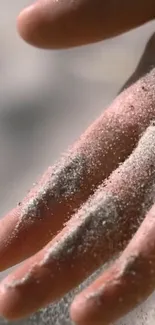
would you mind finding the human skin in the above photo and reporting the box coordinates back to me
[0,1,155,325]
[17,0,155,49]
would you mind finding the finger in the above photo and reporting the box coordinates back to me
[70,203,155,325]
[0,122,155,320]
[17,0,155,49]
[1,46,155,270]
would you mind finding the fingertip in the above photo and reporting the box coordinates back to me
[17,1,74,49]
[0,285,22,321]
[0,207,21,271]
[70,294,92,325]
[17,4,44,49]
[70,293,104,325]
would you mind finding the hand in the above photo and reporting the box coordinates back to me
[0,2,155,325]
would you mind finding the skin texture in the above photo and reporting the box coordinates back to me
[0,1,155,324]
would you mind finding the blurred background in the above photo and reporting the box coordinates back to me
[1,0,155,324]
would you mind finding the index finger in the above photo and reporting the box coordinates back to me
[17,0,155,49]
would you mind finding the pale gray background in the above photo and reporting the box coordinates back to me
[1,1,155,324]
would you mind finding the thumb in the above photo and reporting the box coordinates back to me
[17,0,155,49]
